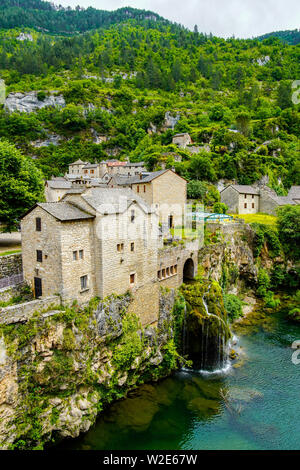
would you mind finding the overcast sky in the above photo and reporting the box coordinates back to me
[56,0,300,38]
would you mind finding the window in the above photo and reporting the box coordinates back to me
[130,273,135,285]
[131,210,135,223]
[73,251,78,261]
[36,250,43,262]
[158,270,162,280]
[244,203,247,209]
[36,217,41,232]
[252,194,254,199]
[144,185,146,193]
[166,267,170,276]
[91,170,94,174]
[170,266,174,275]
[252,203,255,209]
[79,250,84,259]
[174,265,178,274]
[162,268,166,278]
[131,242,135,252]
[137,185,140,193]
[244,194,247,199]
[80,275,88,290]
[117,243,124,252]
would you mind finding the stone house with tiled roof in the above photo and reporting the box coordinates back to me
[221,184,299,215]
[21,189,160,325]
[110,169,187,229]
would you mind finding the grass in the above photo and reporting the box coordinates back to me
[0,249,22,256]
[230,213,277,227]
[170,226,203,240]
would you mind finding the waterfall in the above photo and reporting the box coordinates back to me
[198,287,231,374]
[180,280,232,375]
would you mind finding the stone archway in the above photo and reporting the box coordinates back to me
[183,258,195,281]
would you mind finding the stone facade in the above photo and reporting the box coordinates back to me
[172,133,192,149]
[157,240,199,288]
[131,170,187,228]
[21,190,164,325]
[220,185,260,214]
[221,184,298,215]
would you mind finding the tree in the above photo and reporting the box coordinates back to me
[0,140,44,231]
[187,180,207,200]
[276,81,292,110]
[213,202,228,214]
[276,205,300,260]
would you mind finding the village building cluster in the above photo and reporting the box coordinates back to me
[21,156,299,325]
[22,160,196,325]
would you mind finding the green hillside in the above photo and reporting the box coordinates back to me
[0,0,299,216]
[257,29,300,45]
[0,0,172,34]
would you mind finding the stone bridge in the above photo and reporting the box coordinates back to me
[157,239,199,288]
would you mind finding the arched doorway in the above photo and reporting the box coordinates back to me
[183,258,195,281]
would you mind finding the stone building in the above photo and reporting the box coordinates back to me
[45,178,73,202]
[22,185,198,326]
[220,185,260,214]
[22,188,160,324]
[220,184,299,215]
[172,133,192,149]
[110,169,187,229]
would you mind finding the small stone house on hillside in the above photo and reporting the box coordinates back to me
[221,184,300,215]
[220,185,260,214]
[172,133,192,149]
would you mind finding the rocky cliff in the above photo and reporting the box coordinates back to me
[5,92,65,113]
[0,290,177,449]
[199,223,258,295]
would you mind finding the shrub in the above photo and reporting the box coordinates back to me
[223,294,243,321]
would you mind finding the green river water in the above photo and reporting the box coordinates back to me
[58,311,300,450]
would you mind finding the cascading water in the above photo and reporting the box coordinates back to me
[199,289,232,374]
[180,280,232,374]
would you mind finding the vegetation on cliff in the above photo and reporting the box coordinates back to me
[0,139,44,230]
[0,293,180,449]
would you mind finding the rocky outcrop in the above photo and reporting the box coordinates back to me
[16,33,33,42]
[0,291,177,449]
[5,92,65,113]
[163,111,180,130]
[30,134,62,148]
[199,223,257,294]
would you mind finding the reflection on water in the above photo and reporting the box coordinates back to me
[57,312,300,450]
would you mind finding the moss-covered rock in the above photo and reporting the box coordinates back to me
[179,279,231,370]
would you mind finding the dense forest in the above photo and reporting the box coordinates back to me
[0,0,172,33]
[257,29,300,46]
[0,0,299,200]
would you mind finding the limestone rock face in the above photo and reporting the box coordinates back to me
[30,134,62,148]
[5,92,65,113]
[163,111,180,130]
[0,291,176,449]
[199,224,258,292]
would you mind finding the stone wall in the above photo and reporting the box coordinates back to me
[0,295,60,325]
[0,254,22,280]
[158,240,199,287]
[0,283,29,304]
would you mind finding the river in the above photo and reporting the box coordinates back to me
[58,311,300,450]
